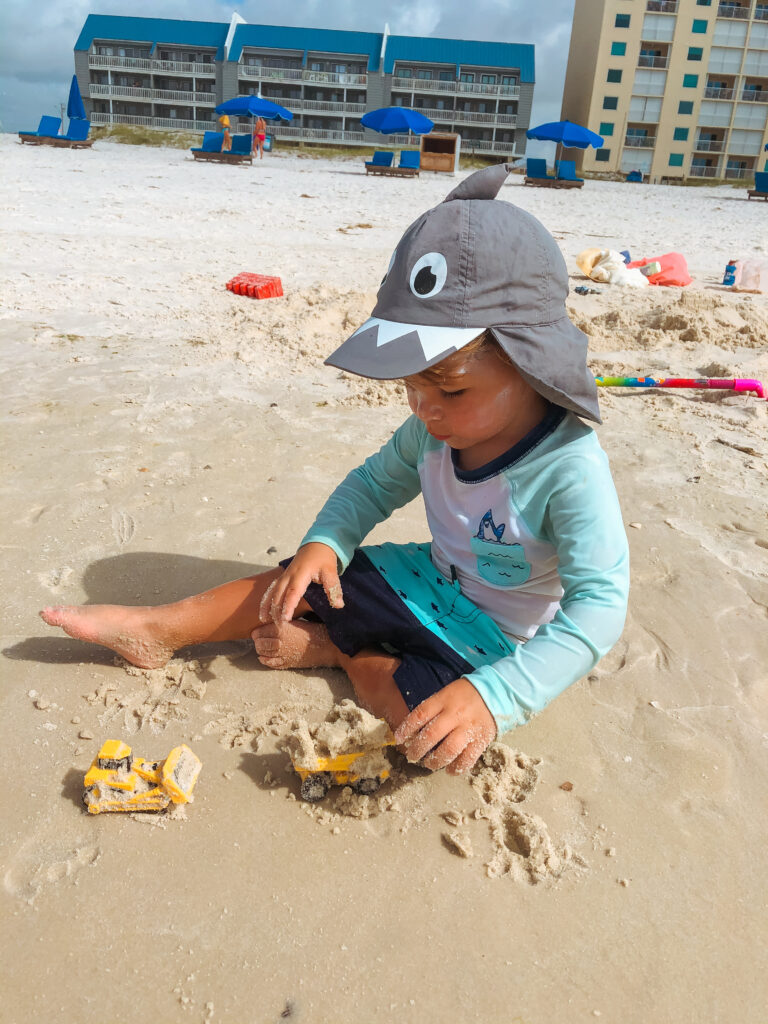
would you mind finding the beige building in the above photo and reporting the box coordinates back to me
[561,0,768,182]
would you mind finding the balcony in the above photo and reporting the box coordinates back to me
[689,163,720,176]
[624,134,656,147]
[646,0,678,11]
[240,65,367,87]
[716,3,750,16]
[89,83,216,105]
[91,111,217,131]
[638,54,670,69]
[741,88,768,101]
[723,164,750,178]
[88,53,215,76]
[440,109,517,125]
[391,76,519,98]
[694,137,725,151]
[297,98,366,114]
[705,86,735,98]
[756,4,768,17]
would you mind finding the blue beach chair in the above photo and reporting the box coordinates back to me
[60,119,93,147]
[523,157,557,187]
[364,150,394,174]
[226,134,253,163]
[393,150,420,176]
[555,159,584,188]
[191,132,225,160]
[747,171,768,200]
[18,115,61,144]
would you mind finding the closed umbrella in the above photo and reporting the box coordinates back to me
[67,74,86,123]
[526,119,603,168]
[361,106,434,135]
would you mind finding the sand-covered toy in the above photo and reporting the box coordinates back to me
[282,700,395,802]
[82,739,202,815]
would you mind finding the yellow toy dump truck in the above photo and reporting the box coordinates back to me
[83,739,202,814]
[292,747,394,802]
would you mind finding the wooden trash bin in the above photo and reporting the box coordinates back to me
[419,132,461,174]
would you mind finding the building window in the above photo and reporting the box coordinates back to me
[501,75,518,85]
[481,74,497,84]
[669,153,684,166]
[678,100,694,113]
[674,127,689,140]
[595,149,610,162]
[600,122,615,135]
[615,13,630,27]
[439,71,453,81]
[395,67,411,78]
[683,74,699,87]
[460,72,474,83]
[692,19,708,32]
[688,47,703,61]
[607,69,623,82]
[416,69,433,80]
[603,96,619,109]
[697,0,711,5]
[611,42,627,56]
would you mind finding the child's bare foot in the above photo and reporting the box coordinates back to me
[251,619,341,670]
[40,605,175,669]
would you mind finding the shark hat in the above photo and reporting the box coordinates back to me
[325,162,601,423]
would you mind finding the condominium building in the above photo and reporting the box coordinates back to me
[561,0,768,182]
[74,14,535,156]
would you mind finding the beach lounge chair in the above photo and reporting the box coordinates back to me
[390,150,421,177]
[18,115,61,144]
[364,151,394,175]
[555,160,584,188]
[626,170,644,183]
[747,171,768,201]
[191,132,225,161]
[523,157,558,187]
[47,119,93,149]
[221,133,253,164]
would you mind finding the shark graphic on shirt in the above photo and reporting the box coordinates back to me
[470,510,531,586]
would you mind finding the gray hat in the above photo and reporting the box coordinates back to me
[325,162,600,423]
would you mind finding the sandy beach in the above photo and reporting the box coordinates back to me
[1,135,767,1023]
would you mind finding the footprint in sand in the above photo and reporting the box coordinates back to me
[37,565,73,592]
[112,510,135,546]
[4,838,101,904]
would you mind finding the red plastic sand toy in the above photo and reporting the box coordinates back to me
[226,273,283,299]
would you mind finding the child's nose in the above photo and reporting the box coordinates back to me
[412,392,440,421]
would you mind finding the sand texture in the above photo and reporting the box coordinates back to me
[1,136,767,1023]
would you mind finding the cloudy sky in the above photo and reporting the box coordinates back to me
[0,0,576,143]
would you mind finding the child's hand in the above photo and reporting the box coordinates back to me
[394,678,496,775]
[260,542,343,623]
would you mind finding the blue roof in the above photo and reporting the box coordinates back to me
[385,35,534,81]
[229,25,384,70]
[75,15,229,58]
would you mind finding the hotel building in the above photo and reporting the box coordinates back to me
[74,14,535,156]
[561,0,768,182]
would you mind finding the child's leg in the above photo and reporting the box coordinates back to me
[40,568,311,670]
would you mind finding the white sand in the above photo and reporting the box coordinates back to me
[1,136,767,1022]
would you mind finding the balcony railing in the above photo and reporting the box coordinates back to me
[741,89,768,101]
[638,54,670,69]
[391,76,519,98]
[689,164,720,176]
[705,86,735,98]
[88,53,215,75]
[724,165,749,178]
[716,3,750,16]
[297,99,365,114]
[755,5,768,17]
[646,0,678,12]
[91,111,217,131]
[624,135,656,147]
[89,83,216,104]
[694,138,725,151]
[240,65,367,86]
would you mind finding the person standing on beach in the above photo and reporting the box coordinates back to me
[40,164,629,775]
[253,116,267,159]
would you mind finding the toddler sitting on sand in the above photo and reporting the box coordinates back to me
[41,164,629,775]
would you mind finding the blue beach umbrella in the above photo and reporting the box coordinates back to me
[215,96,293,121]
[361,106,434,135]
[526,119,604,149]
[67,74,86,121]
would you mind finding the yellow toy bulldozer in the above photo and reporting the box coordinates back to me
[83,739,202,814]
[291,742,395,803]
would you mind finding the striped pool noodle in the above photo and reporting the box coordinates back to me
[595,376,765,399]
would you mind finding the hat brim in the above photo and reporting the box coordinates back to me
[489,320,601,423]
[324,317,485,380]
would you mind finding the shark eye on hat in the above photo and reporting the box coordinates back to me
[381,249,397,286]
[409,252,447,299]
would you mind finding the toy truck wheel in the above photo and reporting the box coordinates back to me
[352,776,382,796]
[300,772,333,802]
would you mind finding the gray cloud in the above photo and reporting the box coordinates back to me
[0,0,574,141]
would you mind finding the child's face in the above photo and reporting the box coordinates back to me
[404,346,546,468]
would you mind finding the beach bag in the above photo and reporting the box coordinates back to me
[627,252,692,287]
[730,259,768,294]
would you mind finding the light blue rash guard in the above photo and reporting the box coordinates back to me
[300,409,629,734]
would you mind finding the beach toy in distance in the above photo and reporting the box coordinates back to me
[226,272,283,299]
[290,733,396,802]
[595,376,765,399]
[83,739,202,814]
